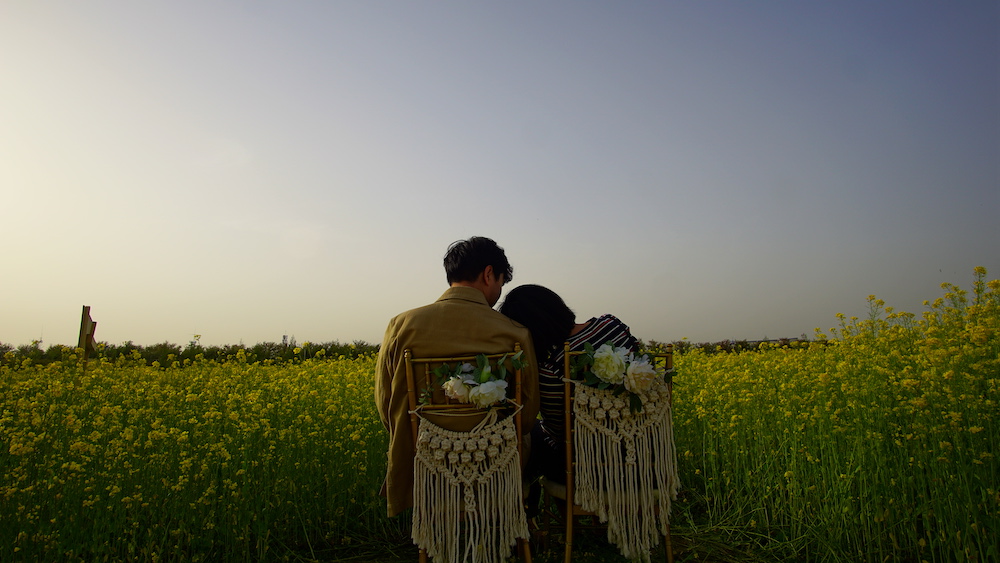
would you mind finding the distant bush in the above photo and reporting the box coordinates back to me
[2,334,813,369]
[1,333,819,369]
[0,339,379,368]
[640,335,814,356]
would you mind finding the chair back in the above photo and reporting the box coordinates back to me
[404,344,527,457]
[559,343,674,494]
[403,344,532,563]
[555,342,678,562]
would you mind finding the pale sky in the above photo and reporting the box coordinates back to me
[2,2,998,348]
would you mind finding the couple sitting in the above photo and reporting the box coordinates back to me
[374,236,638,518]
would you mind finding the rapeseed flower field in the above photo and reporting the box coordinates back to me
[1,350,398,561]
[2,268,996,562]
[671,267,998,562]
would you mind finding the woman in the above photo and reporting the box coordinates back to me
[498,284,638,482]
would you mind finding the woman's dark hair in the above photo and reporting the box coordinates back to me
[499,284,575,363]
[443,237,513,284]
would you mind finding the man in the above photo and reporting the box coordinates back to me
[375,236,539,517]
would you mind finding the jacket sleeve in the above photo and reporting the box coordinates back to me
[374,318,397,431]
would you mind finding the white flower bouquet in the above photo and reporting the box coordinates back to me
[431,350,526,408]
[571,341,671,412]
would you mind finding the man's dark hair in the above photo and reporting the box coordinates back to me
[499,284,575,363]
[444,236,514,285]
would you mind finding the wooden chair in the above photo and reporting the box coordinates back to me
[405,344,532,563]
[539,343,678,563]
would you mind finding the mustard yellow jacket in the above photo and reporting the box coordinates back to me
[374,286,539,517]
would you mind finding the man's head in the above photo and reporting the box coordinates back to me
[444,236,513,306]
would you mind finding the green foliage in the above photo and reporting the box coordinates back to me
[571,341,670,413]
[0,339,380,369]
[431,350,525,385]
[424,350,526,406]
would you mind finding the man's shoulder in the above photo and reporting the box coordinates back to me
[388,299,527,346]
[503,315,532,335]
[416,297,523,328]
[391,301,438,320]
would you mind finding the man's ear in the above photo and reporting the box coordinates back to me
[481,265,495,283]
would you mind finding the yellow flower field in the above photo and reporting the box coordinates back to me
[1,351,397,561]
[670,268,998,562]
[1,268,996,562]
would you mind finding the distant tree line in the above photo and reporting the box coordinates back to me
[2,335,813,368]
[641,335,813,355]
[0,338,379,368]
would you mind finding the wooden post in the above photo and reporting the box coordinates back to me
[77,306,97,373]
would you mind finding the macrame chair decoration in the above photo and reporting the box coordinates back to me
[540,343,680,563]
[404,345,532,563]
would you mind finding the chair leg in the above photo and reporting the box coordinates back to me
[519,537,533,562]
[563,513,573,563]
[663,520,673,563]
[419,547,428,563]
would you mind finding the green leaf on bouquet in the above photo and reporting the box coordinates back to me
[495,352,509,380]
[475,354,490,383]
[629,393,643,414]
[432,363,453,385]
[511,350,524,370]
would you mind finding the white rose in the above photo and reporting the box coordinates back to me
[443,376,472,403]
[592,344,628,384]
[624,356,658,394]
[469,379,509,408]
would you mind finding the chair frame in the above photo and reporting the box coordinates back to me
[404,344,532,563]
[540,343,675,563]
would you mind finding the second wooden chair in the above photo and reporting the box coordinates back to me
[539,344,679,563]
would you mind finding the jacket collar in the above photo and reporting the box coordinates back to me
[437,286,490,306]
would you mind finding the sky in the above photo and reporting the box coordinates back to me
[2,2,998,348]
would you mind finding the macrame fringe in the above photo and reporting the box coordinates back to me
[411,409,528,563]
[572,379,680,563]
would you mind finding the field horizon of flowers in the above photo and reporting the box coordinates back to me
[666,266,998,562]
[2,267,997,562]
[1,349,404,562]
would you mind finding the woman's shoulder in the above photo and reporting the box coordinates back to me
[591,314,631,331]
[570,314,634,345]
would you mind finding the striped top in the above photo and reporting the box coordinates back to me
[537,314,638,441]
